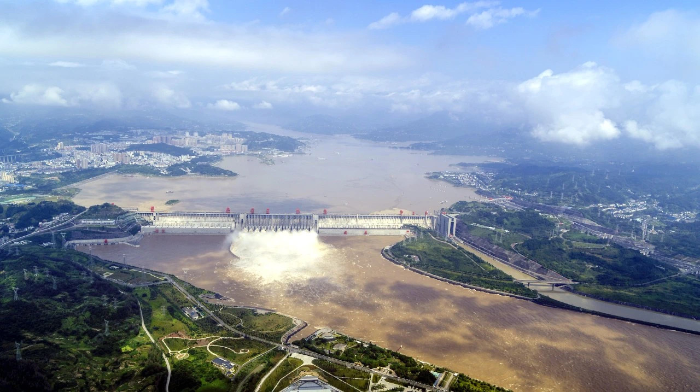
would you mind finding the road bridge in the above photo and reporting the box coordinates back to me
[515,279,579,290]
[136,210,438,236]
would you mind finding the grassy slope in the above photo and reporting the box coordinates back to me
[391,234,537,298]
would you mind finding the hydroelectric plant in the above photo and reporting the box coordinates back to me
[136,208,457,237]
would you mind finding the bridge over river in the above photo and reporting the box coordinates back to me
[136,210,456,237]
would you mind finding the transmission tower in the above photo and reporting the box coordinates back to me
[51,276,57,290]
[102,295,108,306]
[12,287,18,301]
[23,269,28,280]
[15,342,21,361]
[112,297,118,310]
[51,231,56,249]
[104,320,109,336]
[33,266,38,277]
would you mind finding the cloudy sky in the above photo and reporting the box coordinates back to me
[1,0,700,150]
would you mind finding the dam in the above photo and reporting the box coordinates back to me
[135,210,456,237]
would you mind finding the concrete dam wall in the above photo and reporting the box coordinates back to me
[137,211,437,236]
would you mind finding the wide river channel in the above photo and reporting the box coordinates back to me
[80,126,700,392]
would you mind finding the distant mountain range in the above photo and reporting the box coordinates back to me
[284,114,362,135]
[286,111,494,142]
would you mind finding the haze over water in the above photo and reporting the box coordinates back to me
[80,129,700,391]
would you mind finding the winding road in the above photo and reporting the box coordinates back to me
[138,300,171,392]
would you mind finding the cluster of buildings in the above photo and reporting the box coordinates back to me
[1,171,16,184]
[162,131,249,153]
[428,170,490,189]
[56,142,188,171]
[599,199,653,220]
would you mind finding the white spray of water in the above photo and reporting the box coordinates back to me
[227,230,334,284]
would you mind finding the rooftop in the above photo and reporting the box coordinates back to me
[283,376,340,392]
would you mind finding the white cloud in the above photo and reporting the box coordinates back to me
[74,83,123,107]
[280,7,291,17]
[516,62,623,145]
[2,84,69,106]
[1,82,121,107]
[253,101,273,109]
[368,12,402,30]
[152,86,190,108]
[101,59,136,70]
[410,2,496,22]
[622,81,700,149]
[0,12,408,74]
[225,79,327,94]
[616,10,700,74]
[161,0,209,21]
[514,62,700,149]
[55,0,164,6]
[149,70,184,78]
[208,99,241,111]
[368,2,534,30]
[466,7,538,30]
[49,61,85,68]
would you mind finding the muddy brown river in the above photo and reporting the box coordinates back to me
[91,234,700,392]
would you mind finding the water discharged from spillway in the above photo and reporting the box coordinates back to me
[228,230,335,285]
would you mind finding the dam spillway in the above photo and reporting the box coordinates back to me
[136,211,447,236]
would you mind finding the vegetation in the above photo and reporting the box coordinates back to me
[241,131,303,152]
[215,307,295,342]
[647,220,700,259]
[231,349,286,392]
[2,199,85,229]
[258,356,303,392]
[82,202,125,219]
[297,335,435,383]
[296,333,508,392]
[518,238,676,286]
[451,202,556,239]
[450,373,509,392]
[478,162,700,212]
[390,232,537,298]
[0,246,167,390]
[165,156,236,177]
[449,200,700,317]
[165,199,180,205]
[516,237,700,317]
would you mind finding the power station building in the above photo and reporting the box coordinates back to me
[436,214,457,238]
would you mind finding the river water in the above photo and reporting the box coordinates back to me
[73,128,486,214]
[78,126,700,391]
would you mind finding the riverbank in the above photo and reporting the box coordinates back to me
[381,244,536,301]
[453,237,700,334]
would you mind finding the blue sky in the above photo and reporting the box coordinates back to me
[1,0,700,150]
